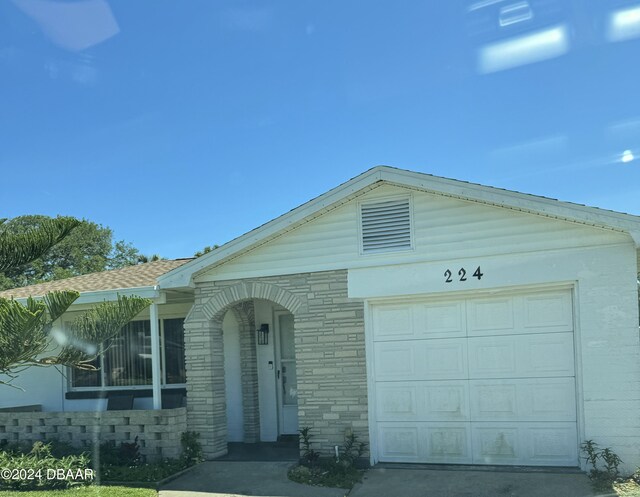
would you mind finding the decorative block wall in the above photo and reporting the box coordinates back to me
[0,407,187,461]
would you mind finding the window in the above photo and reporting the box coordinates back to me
[360,197,412,254]
[105,320,152,387]
[70,318,186,389]
[163,318,187,385]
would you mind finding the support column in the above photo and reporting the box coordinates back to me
[150,302,162,410]
[184,301,228,458]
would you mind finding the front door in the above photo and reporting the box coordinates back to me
[275,312,298,435]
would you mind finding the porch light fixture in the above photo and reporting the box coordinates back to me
[257,323,269,345]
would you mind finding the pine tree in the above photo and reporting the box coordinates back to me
[0,216,151,386]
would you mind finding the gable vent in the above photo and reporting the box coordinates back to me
[361,198,412,253]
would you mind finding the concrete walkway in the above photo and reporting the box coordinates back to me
[159,461,347,497]
[349,466,604,497]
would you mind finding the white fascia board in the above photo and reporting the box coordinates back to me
[158,168,385,288]
[11,286,160,306]
[379,168,640,238]
[159,166,640,289]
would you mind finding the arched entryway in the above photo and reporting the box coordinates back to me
[183,281,306,458]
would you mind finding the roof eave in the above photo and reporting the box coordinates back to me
[9,286,160,306]
[378,168,640,235]
[158,167,386,288]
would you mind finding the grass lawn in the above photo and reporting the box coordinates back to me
[0,486,157,497]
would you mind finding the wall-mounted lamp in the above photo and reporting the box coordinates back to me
[257,323,269,345]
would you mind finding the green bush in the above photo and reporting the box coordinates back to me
[180,431,203,466]
[288,458,363,489]
[289,428,366,489]
[299,427,320,466]
[99,431,202,483]
[100,458,187,483]
[0,441,92,491]
[99,437,143,467]
[581,440,624,491]
[0,431,203,488]
[340,432,368,466]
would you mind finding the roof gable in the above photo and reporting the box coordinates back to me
[158,166,640,289]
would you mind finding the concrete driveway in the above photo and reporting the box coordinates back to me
[350,465,605,497]
[160,461,608,497]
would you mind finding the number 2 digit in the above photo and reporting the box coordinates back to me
[444,269,452,283]
[458,268,467,281]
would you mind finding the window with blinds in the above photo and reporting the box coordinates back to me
[69,318,186,389]
[360,198,412,253]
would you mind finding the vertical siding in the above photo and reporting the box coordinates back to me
[198,184,631,281]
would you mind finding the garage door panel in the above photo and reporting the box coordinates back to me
[423,339,468,379]
[523,292,573,333]
[468,338,517,377]
[471,423,578,466]
[374,343,416,379]
[423,381,469,421]
[523,334,575,376]
[471,422,578,466]
[377,425,420,461]
[377,423,473,463]
[372,305,415,340]
[376,381,470,421]
[375,384,417,420]
[425,424,473,463]
[471,382,518,420]
[470,378,576,421]
[472,425,520,464]
[422,301,466,338]
[374,339,468,381]
[467,298,515,336]
[527,425,579,465]
[529,378,576,421]
[468,333,574,378]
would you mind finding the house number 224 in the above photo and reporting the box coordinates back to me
[444,266,483,283]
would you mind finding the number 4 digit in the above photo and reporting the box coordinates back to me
[473,266,483,280]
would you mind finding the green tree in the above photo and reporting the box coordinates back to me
[0,216,151,385]
[0,215,147,290]
[194,245,219,257]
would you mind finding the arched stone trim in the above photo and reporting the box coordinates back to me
[201,281,306,321]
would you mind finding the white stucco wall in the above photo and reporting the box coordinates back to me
[349,242,640,472]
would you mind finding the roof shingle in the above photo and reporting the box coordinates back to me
[0,259,193,299]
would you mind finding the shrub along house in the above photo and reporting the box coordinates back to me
[1,166,639,472]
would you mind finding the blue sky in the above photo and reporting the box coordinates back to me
[2,0,640,259]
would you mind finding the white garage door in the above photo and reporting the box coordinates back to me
[371,289,578,466]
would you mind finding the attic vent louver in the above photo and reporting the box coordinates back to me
[361,198,412,253]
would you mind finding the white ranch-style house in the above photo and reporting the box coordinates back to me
[1,166,639,471]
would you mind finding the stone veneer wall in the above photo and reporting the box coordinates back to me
[0,408,186,460]
[184,269,367,458]
[235,301,260,442]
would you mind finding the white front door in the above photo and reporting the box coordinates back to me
[275,312,298,435]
